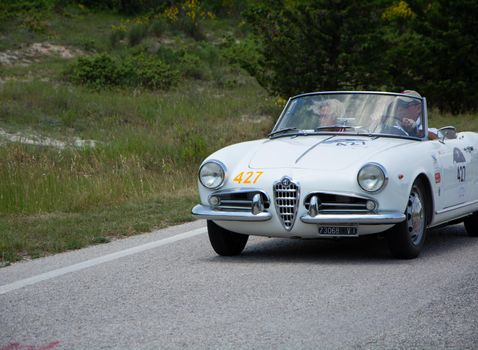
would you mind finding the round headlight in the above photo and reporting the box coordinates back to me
[357,163,387,193]
[199,161,226,189]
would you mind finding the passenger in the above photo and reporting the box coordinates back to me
[309,99,345,127]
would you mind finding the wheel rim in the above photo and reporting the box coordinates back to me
[406,186,425,245]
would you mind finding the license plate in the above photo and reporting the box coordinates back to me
[318,226,358,236]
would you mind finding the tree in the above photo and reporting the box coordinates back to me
[382,0,478,112]
[245,0,478,112]
[245,0,389,97]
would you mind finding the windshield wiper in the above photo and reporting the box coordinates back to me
[314,125,356,131]
[314,125,375,137]
[268,127,300,138]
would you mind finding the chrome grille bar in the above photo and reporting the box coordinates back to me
[304,192,373,214]
[321,202,367,208]
[220,200,252,205]
[209,189,270,212]
[319,209,370,214]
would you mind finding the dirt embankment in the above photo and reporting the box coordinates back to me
[0,42,83,66]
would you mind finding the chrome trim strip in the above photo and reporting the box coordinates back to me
[209,188,270,202]
[300,212,405,225]
[210,187,269,196]
[220,200,252,205]
[290,91,425,100]
[215,205,252,210]
[192,204,272,222]
[302,191,377,205]
[318,209,370,214]
[435,199,478,215]
[320,203,367,208]
[422,97,428,141]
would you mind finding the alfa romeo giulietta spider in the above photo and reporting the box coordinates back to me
[192,91,478,258]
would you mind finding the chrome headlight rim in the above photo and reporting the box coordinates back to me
[198,160,227,190]
[357,162,388,193]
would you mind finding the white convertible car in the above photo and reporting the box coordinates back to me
[192,91,478,258]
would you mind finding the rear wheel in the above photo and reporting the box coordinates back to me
[387,179,427,259]
[464,213,478,237]
[207,220,249,256]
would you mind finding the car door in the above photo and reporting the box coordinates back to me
[435,134,473,210]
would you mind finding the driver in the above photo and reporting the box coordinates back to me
[395,90,422,137]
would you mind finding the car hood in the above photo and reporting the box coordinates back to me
[248,135,414,171]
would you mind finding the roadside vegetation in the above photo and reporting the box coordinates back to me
[0,1,277,264]
[0,0,477,265]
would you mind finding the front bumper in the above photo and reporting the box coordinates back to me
[192,204,405,225]
[300,212,405,225]
[191,204,272,221]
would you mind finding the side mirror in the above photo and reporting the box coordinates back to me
[438,126,457,143]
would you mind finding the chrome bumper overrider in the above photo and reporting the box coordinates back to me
[300,212,405,225]
[191,204,272,221]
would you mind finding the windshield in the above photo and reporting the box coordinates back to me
[274,92,425,139]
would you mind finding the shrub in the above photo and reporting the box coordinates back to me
[109,29,125,48]
[149,18,166,37]
[78,38,97,52]
[194,42,221,66]
[156,47,180,64]
[21,13,50,33]
[178,53,210,80]
[221,34,262,77]
[0,0,55,19]
[175,16,205,41]
[128,23,148,46]
[68,53,122,89]
[179,135,208,163]
[163,0,215,41]
[68,52,179,91]
[123,53,179,90]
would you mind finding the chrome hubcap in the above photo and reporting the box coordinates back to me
[406,187,425,245]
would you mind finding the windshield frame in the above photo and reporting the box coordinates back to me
[271,91,428,141]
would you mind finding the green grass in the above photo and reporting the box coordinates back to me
[0,78,278,263]
[428,109,478,132]
[0,192,197,264]
[0,7,122,52]
[0,9,281,264]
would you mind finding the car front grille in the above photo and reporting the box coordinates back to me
[274,178,300,231]
[304,193,371,214]
[210,189,270,211]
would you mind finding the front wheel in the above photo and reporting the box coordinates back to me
[207,220,249,256]
[464,212,478,237]
[387,179,427,259]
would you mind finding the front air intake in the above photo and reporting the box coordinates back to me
[273,177,300,231]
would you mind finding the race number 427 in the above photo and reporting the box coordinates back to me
[233,171,264,184]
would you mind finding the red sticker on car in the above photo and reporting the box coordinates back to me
[435,172,441,184]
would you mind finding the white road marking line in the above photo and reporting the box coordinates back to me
[0,227,206,295]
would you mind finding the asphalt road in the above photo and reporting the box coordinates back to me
[1,220,477,350]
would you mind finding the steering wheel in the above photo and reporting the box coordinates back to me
[380,115,409,136]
